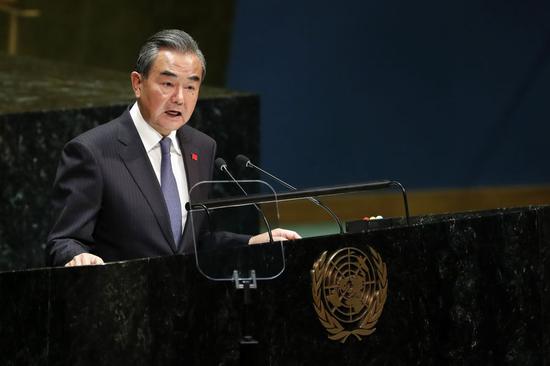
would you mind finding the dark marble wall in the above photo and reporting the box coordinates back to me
[0,55,260,271]
[0,206,548,365]
[0,106,122,271]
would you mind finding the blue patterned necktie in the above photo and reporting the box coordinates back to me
[159,137,182,246]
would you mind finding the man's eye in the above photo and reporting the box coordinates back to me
[162,82,173,87]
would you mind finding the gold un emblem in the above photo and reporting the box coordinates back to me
[311,246,388,343]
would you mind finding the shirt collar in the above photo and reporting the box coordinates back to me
[130,102,182,155]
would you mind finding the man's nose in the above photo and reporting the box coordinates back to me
[171,87,184,104]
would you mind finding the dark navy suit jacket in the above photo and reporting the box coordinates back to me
[46,110,246,266]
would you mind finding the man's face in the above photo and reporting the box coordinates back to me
[131,49,203,136]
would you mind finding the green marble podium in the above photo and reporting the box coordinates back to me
[0,206,548,365]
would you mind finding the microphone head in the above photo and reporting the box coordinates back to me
[214,157,227,171]
[235,154,251,168]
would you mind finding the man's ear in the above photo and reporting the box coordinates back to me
[130,71,142,98]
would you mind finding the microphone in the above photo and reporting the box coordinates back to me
[215,157,238,183]
[234,154,344,234]
[215,157,274,243]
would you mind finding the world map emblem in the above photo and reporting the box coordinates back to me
[311,246,388,343]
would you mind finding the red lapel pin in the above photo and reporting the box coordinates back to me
[191,152,198,161]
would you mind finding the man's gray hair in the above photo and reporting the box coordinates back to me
[136,29,206,79]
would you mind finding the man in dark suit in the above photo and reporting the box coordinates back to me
[46,29,299,267]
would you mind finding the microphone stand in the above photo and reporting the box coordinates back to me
[238,156,345,234]
[217,159,274,243]
[216,158,266,366]
[234,270,259,366]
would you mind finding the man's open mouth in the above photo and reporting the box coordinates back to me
[165,110,182,117]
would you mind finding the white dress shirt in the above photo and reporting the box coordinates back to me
[130,102,189,234]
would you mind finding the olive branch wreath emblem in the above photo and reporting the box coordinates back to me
[311,246,388,343]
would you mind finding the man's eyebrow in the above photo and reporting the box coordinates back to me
[159,70,200,82]
[160,70,177,77]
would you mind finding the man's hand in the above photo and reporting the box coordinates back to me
[65,253,105,267]
[248,228,302,245]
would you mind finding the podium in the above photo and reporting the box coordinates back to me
[1,205,549,365]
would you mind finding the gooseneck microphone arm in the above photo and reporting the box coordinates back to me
[235,155,344,235]
[215,158,274,244]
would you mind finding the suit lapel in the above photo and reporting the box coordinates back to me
[178,127,202,191]
[116,112,177,253]
[177,127,204,253]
